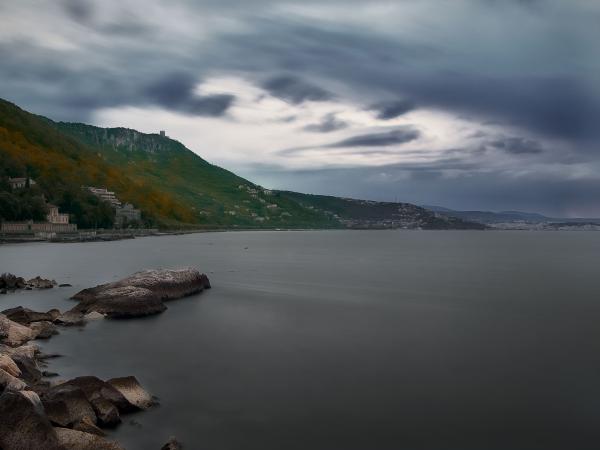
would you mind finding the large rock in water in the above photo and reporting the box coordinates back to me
[0,314,35,346]
[60,376,136,413]
[2,306,60,325]
[107,376,155,409]
[42,384,97,427]
[70,268,210,318]
[0,390,63,450]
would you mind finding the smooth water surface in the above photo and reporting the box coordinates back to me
[1,231,600,450]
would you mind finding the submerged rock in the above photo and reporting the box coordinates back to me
[0,390,63,450]
[107,376,155,409]
[70,268,210,318]
[54,427,125,450]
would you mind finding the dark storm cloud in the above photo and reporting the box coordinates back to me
[261,75,333,104]
[487,137,543,155]
[327,128,420,148]
[369,100,417,120]
[303,113,348,133]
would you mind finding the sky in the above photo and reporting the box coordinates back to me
[1,0,598,216]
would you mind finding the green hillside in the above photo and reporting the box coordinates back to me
[0,97,484,230]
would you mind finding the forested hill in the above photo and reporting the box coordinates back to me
[0,98,484,230]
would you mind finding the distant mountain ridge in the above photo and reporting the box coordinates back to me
[0,97,483,230]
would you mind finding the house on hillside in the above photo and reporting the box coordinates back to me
[46,204,70,225]
[115,203,141,226]
[8,177,36,189]
[84,186,122,208]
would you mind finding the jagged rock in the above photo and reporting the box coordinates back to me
[73,416,106,436]
[0,273,26,290]
[0,367,27,391]
[42,384,97,427]
[0,390,63,450]
[71,286,167,318]
[161,436,183,450]
[107,376,155,409]
[0,343,39,359]
[61,376,134,413]
[91,397,121,427]
[31,320,59,339]
[12,354,42,384]
[26,276,56,289]
[55,311,86,326]
[54,427,125,450]
[0,314,35,346]
[0,354,21,377]
[2,306,61,325]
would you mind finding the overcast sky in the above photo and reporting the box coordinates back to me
[1,0,598,216]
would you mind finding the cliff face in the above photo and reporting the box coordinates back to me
[1,98,483,230]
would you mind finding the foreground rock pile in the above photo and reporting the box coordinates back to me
[0,267,210,449]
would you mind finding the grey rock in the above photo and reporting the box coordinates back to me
[42,384,97,427]
[54,427,125,450]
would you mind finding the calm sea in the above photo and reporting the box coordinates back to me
[1,230,600,450]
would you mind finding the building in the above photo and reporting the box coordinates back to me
[1,221,76,233]
[115,203,141,226]
[8,177,36,189]
[46,204,70,224]
[85,187,122,208]
[160,130,166,137]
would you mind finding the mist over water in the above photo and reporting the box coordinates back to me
[2,231,600,450]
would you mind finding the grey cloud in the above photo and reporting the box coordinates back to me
[327,128,420,148]
[62,0,94,24]
[261,75,333,104]
[369,99,417,120]
[303,113,347,133]
[488,137,543,154]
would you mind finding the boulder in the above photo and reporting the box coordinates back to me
[84,311,105,321]
[90,397,121,427]
[0,273,26,290]
[71,286,167,319]
[55,311,86,326]
[26,276,56,289]
[54,427,125,450]
[72,267,211,302]
[0,314,35,346]
[0,367,27,392]
[0,343,39,359]
[107,376,155,410]
[0,354,21,377]
[42,384,97,427]
[161,436,183,450]
[2,306,60,325]
[31,320,59,339]
[12,354,42,384]
[61,376,135,413]
[73,416,106,436]
[0,390,63,450]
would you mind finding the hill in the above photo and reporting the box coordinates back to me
[0,98,483,230]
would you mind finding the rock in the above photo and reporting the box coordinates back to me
[161,436,183,450]
[0,273,26,290]
[0,343,39,359]
[0,390,63,450]
[12,354,42,384]
[59,283,72,287]
[72,267,211,302]
[107,376,155,410]
[73,416,106,436]
[0,314,35,346]
[54,427,125,450]
[43,371,59,377]
[42,384,97,427]
[84,311,105,320]
[2,306,61,325]
[71,286,167,319]
[31,320,59,339]
[61,376,135,413]
[26,276,56,289]
[55,311,86,326]
[0,367,27,391]
[0,354,21,377]
[90,397,121,427]
[0,288,6,294]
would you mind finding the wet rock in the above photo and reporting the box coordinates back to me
[43,371,59,377]
[161,436,183,450]
[0,314,35,346]
[0,354,21,377]
[59,283,73,287]
[73,416,106,436]
[55,311,86,326]
[54,427,125,450]
[107,376,155,410]
[0,343,39,359]
[0,390,62,450]
[91,397,121,427]
[42,384,97,427]
[0,273,26,290]
[26,276,57,289]
[31,321,59,339]
[12,354,42,384]
[84,311,105,320]
[71,286,167,319]
[2,306,61,325]
[72,267,211,302]
[0,367,27,391]
[61,376,134,413]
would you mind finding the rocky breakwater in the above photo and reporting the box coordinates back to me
[70,268,211,318]
[0,267,210,449]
